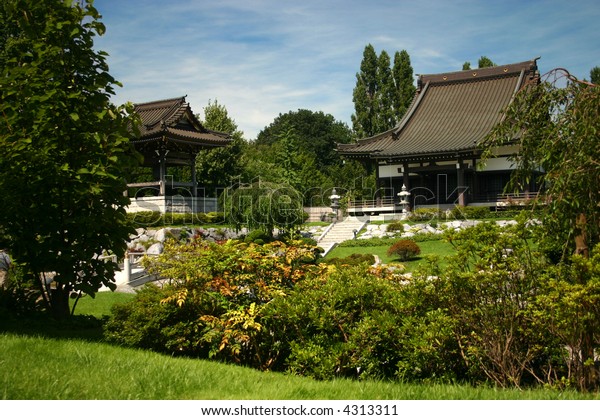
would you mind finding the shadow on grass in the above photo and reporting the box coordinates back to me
[0,312,107,342]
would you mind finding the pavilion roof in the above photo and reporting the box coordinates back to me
[338,58,539,162]
[132,96,231,147]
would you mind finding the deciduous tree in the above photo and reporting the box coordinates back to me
[351,44,379,138]
[392,50,416,122]
[484,68,600,390]
[352,45,415,138]
[0,0,139,318]
[195,99,246,195]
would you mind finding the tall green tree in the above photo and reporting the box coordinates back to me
[254,109,352,172]
[351,44,379,138]
[590,66,600,84]
[462,57,496,70]
[375,50,395,133]
[195,99,246,195]
[0,0,139,318]
[392,50,416,122]
[352,45,415,138]
[477,56,496,68]
[484,69,600,257]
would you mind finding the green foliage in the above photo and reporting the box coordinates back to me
[337,232,443,249]
[450,206,491,220]
[387,240,421,261]
[325,253,375,267]
[255,109,352,170]
[126,211,225,228]
[105,239,322,368]
[385,221,405,233]
[591,66,600,84]
[532,246,600,390]
[222,181,305,236]
[0,0,140,318]
[249,109,353,205]
[408,208,444,222]
[195,99,246,196]
[352,45,415,138]
[442,221,560,387]
[477,56,497,68]
[483,71,600,390]
[483,70,600,257]
[392,50,416,120]
[264,265,458,381]
[0,262,42,317]
[243,229,272,244]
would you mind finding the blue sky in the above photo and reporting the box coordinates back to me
[95,0,600,139]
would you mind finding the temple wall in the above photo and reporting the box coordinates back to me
[126,197,218,214]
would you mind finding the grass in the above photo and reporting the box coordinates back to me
[325,239,455,272]
[1,291,598,400]
[0,333,596,400]
[73,291,135,318]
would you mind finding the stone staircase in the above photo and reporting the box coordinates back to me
[317,216,368,256]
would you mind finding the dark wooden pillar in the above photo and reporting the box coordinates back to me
[457,160,466,206]
[402,162,410,190]
[155,142,167,196]
[191,156,197,197]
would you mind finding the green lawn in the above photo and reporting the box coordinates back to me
[74,290,135,318]
[325,239,455,272]
[0,333,595,400]
[1,291,597,399]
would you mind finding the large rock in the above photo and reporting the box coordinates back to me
[146,242,164,255]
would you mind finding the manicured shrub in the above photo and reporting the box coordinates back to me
[326,253,375,266]
[386,221,405,234]
[244,229,272,244]
[450,206,491,220]
[125,211,226,228]
[387,239,421,261]
[408,207,443,222]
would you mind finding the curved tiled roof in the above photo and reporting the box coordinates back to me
[133,96,231,147]
[338,58,539,161]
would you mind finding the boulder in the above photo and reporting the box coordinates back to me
[146,242,164,255]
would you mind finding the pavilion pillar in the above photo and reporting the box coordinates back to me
[457,160,466,206]
[472,158,479,202]
[156,142,167,196]
[191,156,197,197]
[402,162,410,190]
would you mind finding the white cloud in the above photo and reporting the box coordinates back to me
[95,0,600,139]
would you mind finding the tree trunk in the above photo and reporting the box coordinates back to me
[50,286,71,319]
[580,320,598,391]
[574,213,596,390]
[574,213,589,258]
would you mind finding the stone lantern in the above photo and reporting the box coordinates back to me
[329,188,341,222]
[397,184,411,217]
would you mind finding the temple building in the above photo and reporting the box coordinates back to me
[337,58,541,216]
[126,96,232,213]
